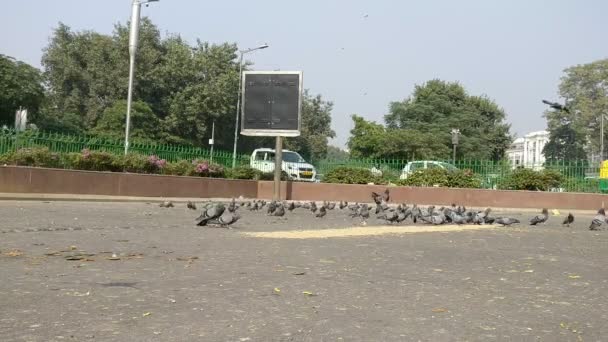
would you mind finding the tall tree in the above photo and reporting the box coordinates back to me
[384,79,512,160]
[0,54,44,127]
[545,59,608,157]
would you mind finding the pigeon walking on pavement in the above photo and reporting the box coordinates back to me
[529,208,549,226]
[186,201,197,210]
[210,211,241,228]
[495,217,520,226]
[589,208,606,231]
[195,202,225,226]
[273,203,286,217]
[562,213,574,227]
[315,206,327,218]
[159,201,174,208]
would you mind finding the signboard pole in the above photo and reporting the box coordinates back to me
[273,136,282,201]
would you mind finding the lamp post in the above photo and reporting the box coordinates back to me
[124,0,159,155]
[451,128,460,164]
[231,44,269,167]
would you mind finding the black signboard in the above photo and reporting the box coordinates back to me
[241,71,302,136]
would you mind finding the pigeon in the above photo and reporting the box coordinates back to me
[211,211,241,227]
[326,202,336,210]
[310,202,318,213]
[371,191,382,205]
[562,213,574,227]
[159,201,174,208]
[248,201,259,211]
[228,198,237,213]
[287,202,296,212]
[195,203,225,226]
[396,209,407,223]
[273,204,286,217]
[382,188,390,202]
[450,211,467,225]
[267,201,277,215]
[347,202,359,211]
[529,208,549,225]
[495,217,520,226]
[339,201,348,210]
[383,210,399,224]
[420,211,446,225]
[186,201,197,210]
[302,202,311,209]
[473,208,492,225]
[589,208,606,231]
[315,206,327,218]
[359,204,370,221]
[375,203,383,215]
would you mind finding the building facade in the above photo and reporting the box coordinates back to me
[506,130,549,169]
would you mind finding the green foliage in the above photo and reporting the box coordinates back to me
[163,160,195,176]
[94,100,160,141]
[0,147,63,168]
[226,166,260,180]
[0,54,45,127]
[499,168,565,191]
[397,168,481,188]
[323,167,375,184]
[72,149,121,172]
[349,79,511,160]
[552,59,608,154]
[325,146,349,160]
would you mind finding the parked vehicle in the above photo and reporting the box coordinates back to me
[399,161,458,180]
[250,148,317,182]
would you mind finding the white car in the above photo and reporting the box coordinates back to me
[399,160,458,180]
[250,148,317,182]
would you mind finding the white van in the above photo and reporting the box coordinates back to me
[250,148,317,182]
[399,161,458,180]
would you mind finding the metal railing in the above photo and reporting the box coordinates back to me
[0,130,250,167]
[0,130,603,193]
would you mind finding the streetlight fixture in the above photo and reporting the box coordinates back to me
[451,128,460,164]
[124,0,159,155]
[231,44,269,167]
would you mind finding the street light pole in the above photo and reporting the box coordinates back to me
[124,0,159,155]
[231,44,269,167]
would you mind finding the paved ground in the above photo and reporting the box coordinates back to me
[1,200,607,341]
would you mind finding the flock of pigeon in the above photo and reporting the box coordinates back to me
[158,188,605,231]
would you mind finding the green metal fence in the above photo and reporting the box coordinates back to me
[0,130,603,193]
[312,158,602,193]
[0,130,250,167]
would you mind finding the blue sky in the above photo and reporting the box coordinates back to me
[1,0,607,148]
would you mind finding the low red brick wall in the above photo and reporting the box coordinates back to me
[1,166,608,210]
[0,166,258,199]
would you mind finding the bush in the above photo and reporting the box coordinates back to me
[499,168,564,191]
[0,147,68,169]
[192,160,225,178]
[226,166,261,180]
[71,149,121,172]
[323,167,375,184]
[397,168,481,188]
[164,160,195,176]
[120,154,167,174]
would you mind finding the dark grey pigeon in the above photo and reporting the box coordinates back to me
[530,208,549,225]
[315,206,327,218]
[450,211,467,225]
[159,201,174,208]
[267,201,277,215]
[273,204,286,217]
[287,202,296,211]
[187,201,197,210]
[384,210,399,224]
[310,202,318,213]
[212,211,241,227]
[562,213,574,227]
[589,208,606,231]
[228,198,237,213]
[339,201,348,210]
[359,204,370,220]
[495,217,520,226]
[473,208,492,225]
[396,210,407,223]
[375,203,383,215]
[195,203,225,226]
